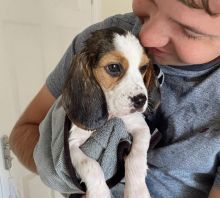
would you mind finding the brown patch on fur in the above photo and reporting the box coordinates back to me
[141,53,150,66]
[93,51,129,90]
[140,53,150,76]
[144,62,155,89]
[144,62,161,112]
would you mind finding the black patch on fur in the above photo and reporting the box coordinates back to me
[63,115,86,192]
[69,194,84,198]
[106,138,132,188]
[62,54,108,130]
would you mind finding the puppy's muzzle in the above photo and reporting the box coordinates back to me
[131,94,147,109]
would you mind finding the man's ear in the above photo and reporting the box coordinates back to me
[62,53,108,130]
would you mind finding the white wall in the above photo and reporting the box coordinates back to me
[100,0,133,20]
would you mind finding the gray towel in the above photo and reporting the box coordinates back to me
[33,96,130,195]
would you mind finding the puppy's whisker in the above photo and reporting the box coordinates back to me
[147,100,154,112]
[146,106,153,114]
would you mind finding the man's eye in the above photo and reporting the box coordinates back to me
[182,29,202,40]
[105,63,123,77]
[139,64,148,74]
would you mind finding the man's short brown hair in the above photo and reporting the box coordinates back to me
[179,0,217,15]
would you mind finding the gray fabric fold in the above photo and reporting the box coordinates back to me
[34,96,130,195]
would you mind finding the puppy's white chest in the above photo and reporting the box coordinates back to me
[69,125,93,147]
[120,112,149,133]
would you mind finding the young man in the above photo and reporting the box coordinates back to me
[9,0,220,197]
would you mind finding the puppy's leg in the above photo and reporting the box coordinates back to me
[121,113,151,198]
[69,126,111,198]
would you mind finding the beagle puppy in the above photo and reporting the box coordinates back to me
[62,27,161,198]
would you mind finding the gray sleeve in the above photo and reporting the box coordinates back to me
[46,13,136,98]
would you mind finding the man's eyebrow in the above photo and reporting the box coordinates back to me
[170,17,219,38]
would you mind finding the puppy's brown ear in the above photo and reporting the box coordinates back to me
[62,53,108,130]
[144,62,162,114]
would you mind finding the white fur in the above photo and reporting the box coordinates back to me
[69,31,151,198]
[121,113,151,198]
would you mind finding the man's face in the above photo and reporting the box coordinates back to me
[132,0,220,66]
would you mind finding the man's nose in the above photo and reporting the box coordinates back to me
[139,18,170,48]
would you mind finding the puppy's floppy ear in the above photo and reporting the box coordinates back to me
[144,62,163,114]
[62,53,108,130]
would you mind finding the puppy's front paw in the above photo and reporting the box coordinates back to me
[124,184,151,198]
[86,184,111,198]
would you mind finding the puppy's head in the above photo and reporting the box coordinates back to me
[62,27,161,130]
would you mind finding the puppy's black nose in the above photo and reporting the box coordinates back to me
[131,94,147,109]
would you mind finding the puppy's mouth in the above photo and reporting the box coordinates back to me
[130,107,145,114]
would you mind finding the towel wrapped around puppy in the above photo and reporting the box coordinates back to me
[33,96,131,196]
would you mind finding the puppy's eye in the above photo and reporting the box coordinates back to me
[105,63,123,77]
[139,64,148,74]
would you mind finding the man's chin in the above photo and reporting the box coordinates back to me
[154,59,184,66]
[151,54,181,66]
